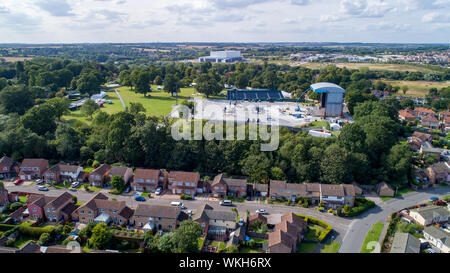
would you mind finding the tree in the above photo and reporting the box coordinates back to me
[320,144,352,184]
[164,73,180,96]
[111,175,125,193]
[135,70,152,97]
[270,167,286,181]
[171,220,203,253]
[47,97,70,121]
[38,233,51,246]
[401,85,409,95]
[157,232,176,253]
[154,75,163,85]
[21,103,57,135]
[143,232,160,253]
[241,154,271,183]
[77,73,101,97]
[81,99,100,119]
[195,73,222,98]
[0,85,34,115]
[89,223,113,250]
[235,73,249,89]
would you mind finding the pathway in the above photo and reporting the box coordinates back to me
[115,89,127,109]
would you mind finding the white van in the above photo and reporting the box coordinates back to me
[220,200,232,206]
[170,202,184,208]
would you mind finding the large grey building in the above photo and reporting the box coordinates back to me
[310,82,346,117]
[199,51,243,63]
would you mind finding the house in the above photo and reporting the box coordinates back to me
[444,117,450,128]
[88,164,111,187]
[423,226,450,253]
[0,241,40,254]
[408,131,432,152]
[18,159,49,181]
[389,233,421,253]
[210,174,248,198]
[398,109,417,121]
[425,162,450,184]
[409,205,449,226]
[421,116,440,129]
[0,156,18,179]
[414,107,436,118]
[168,171,200,197]
[269,181,356,208]
[253,183,269,198]
[267,213,307,253]
[439,110,450,121]
[376,182,395,197]
[248,213,268,227]
[72,193,133,226]
[43,163,84,185]
[0,182,8,207]
[107,166,133,186]
[420,141,443,157]
[28,192,76,223]
[130,204,188,232]
[193,204,237,241]
[132,169,168,193]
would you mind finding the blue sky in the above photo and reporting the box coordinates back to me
[0,0,449,43]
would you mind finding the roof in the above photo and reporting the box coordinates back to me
[390,233,421,253]
[310,82,345,94]
[411,205,449,221]
[119,206,134,219]
[48,163,82,173]
[76,192,109,212]
[422,116,439,122]
[424,226,450,248]
[430,162,450,174]
[280,212,307,229]
[16,241,40,253]
[90,164,111,176]
[415,107,436,114]
[40,245,73,253]
[20,158,48,168]
[134,169,161,180]
[377,182,394,192]
[321,184,345,197]
[108,166,132,177]
[223,178,247,187]
[133,204,181,219]
[0,156,14,166]
[210,174,225,187]
[268,229,295,250]
[193,204,236,222]
[399,109,417,119]
[94,199,126,211]
[47,192,73,209]
[249,213,268,224]
[254,183,268,192]
[61,202,78,216]
[169,171,200,183]
[95,212,112,223]
[412,131,431,143]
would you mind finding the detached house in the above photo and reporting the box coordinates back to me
[19,159,49,181]
[107,166,133,186]
[423,226,450,253]
[210,174,248,198]
[43,163,84,184]
[398,109,417,121]
[409,205,449,226]
[421,116,440,129]
[376,182,395,197]
[88,164,111,187]
[132,169,168,193]
[72,193,134,226]
[409,131,432,152]
[168,171,200,197]
[131,204,188,232]
[426,162,450,184]
[28,192,76,223]
[0,156,18,179]
[268,213,307,253]
[193,204,237,241]
[415,107,436,118]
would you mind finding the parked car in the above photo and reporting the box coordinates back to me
[36,179,44,185]
[187,210,193,216]
[170,202,185,209]
[38,186,49,192]
[124,187,131,193]
[155,187,162,196]
[135,196,146,202]
[220,200,232,206]
[239,218,245,226]
[71,182,81,189]
[429,197,439,202]
[14,179,24,185]
[256,209,268,215]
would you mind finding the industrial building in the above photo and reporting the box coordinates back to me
[199,51,243,63]
[227,89,284,101]
[310,82,346,117]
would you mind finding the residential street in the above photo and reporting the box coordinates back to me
[5,182,450,253]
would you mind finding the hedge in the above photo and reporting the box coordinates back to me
[0,224,17,232]
[17,225,56,238]
[296,214,333,242]
[341,198,375,217]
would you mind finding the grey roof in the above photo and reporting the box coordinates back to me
[431,162,450,174]
[424,226,450,248]
[133,204,181,219]
[390,233,421,253]
[223,178,247,187]
[411,205,449,221]
[193,204,236,222]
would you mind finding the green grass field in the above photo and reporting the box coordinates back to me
[297,242,319,253]
[381,80,449,98]
[320,241,341,253]
[62,85,225,124]
[360,222,384,253]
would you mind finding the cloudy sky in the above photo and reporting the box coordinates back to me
[0,0,449,43]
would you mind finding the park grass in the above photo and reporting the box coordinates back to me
[320,241,341,253]
[381,80,449,98]
[239,247,260,253]
[300,62,445,74]
[360,222,384,253]
[296,242,319,253]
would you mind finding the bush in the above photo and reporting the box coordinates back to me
[92,160,100,168]
[180,194,193,200]
[5,238,16,247]
[341,198,375,217]
[38,233,51,246]
[18,225,55,238]
[87,159,93,166]
[296,214,333,242]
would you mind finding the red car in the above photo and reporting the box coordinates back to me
[14,179,24,185]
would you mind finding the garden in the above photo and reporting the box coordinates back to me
[340,197,376,217]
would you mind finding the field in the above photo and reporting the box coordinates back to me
[360,222,384,253]
[0,57,34,63]
[62,85,221,124]
[299,62,445,74]
[380,80,449,98]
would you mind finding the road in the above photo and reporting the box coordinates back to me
[5,182,450,253]
[339,186,450,253]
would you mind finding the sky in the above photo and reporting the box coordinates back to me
[0,0,449,44]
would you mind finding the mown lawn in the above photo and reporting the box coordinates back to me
[381,80,449,98]
[239,247,260,253]
[296,242,319,253]
[300,62,445,74]
[360,222,384,253]
[320,241,340,253]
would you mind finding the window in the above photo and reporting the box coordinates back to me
[201,223,206,227]
[178,182,183,186]
[279,188,283,193]
[47,208,50,212]
[32,208,37,212]
[167,225,172,229]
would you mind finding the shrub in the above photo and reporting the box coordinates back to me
[341,198,375,217]
[38,233,51,246]
[18,225,55,238]
[5,238,16,247]
[180,194,193,200]
[87,159,93,166]
[92,160,100,168]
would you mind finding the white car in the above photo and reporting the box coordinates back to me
[71,182,81,188]
[38,186,49,192]
[155,187,162,196]
[256,209,268,215]
[238,218,245,226]
[36,179,44,185]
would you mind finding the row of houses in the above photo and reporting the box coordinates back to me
[399,108,450,130]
